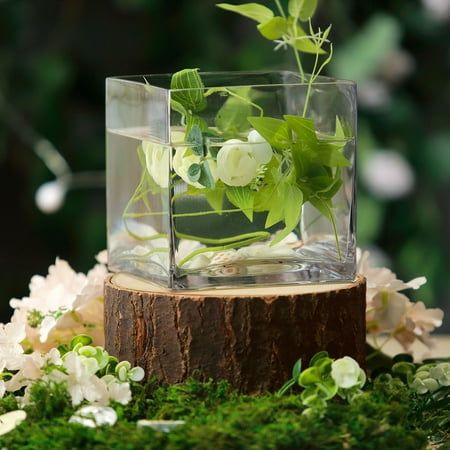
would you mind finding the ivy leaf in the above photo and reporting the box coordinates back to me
[171,98,188,117]
[198,161,216,189]
[188,163,202,182]
[186,124,204,156]
[284,114,317,143]
[226,186,255,222]
[217,3,274,24]
[271,184,303,245]
[314,142,351,167]
[265,189,285,228]
[170,68,207,113]
[205,187,225,212]
[247,116,291,150]
[257,17,288,40]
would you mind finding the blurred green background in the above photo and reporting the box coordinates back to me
[0,0,449,330]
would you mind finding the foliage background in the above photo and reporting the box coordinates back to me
[0,0,449,330]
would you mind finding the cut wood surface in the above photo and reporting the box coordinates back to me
[104,273,366,393]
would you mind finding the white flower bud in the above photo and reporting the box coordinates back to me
[331,356,365,389]
[142,141,170,188]
[216,139,258,186]
[247,130,273,164]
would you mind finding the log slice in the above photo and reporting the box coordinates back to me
[104,274,366,393]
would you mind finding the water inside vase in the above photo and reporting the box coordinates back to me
[107,127,356,289]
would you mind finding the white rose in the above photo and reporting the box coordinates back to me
[142,141,170,188]
[331,356,366,389]
[217,139,259,186]
[173,147,218,188]
[247,130,273,164]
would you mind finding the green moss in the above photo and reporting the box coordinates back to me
[0,377,444,450]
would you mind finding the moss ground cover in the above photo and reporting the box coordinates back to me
[0,375,447,450]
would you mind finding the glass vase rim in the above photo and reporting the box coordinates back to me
[106,70,356,92]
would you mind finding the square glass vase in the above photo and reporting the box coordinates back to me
[106,71,357,289]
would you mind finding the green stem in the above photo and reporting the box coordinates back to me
[293,47,305,83]
[302,48,319,117]
[274,0,286,18]
[175,230,270,245]
[323,200,342,261]
[177,232,270,268]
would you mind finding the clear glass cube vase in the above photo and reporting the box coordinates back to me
[106,71,357,289]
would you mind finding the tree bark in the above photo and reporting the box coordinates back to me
[104,273,366,393]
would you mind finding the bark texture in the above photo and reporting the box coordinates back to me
[104,275,366,393]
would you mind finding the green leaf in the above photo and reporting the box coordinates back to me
[226,186,255,221]
[299,0,318,21]
[335,116,346,139]
[314,143,351,167]
[247,116,291,150]
[265,194,285,228]
[170,68,207,112]
[217,3,274,24]
[288,0,303,18]
[292,359,302,379]
[171,98,188,117]
[309,351,329,367]
[198,161,216,189]
[284,115,317,143]
[289,0,318,21]
[257,17,288,40]
[205,187,225,212]
[186,124,204,156]
[186,114,208,135]
[299,367,320,387]
[188,163,202,182]
[70,334,93,348]
[291,23,326,54]
[317,378,338,399]
[271,184,303,245]
[215,89,253,135]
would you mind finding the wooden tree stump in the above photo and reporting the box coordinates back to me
[104,274,366,393]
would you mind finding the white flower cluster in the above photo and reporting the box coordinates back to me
[145,129,273,189]
[410,362,450,395]
[0,333,144,407]
[9,251,108,352]
[357,249,444,351]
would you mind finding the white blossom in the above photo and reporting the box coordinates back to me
[217,139,259,186]
[69,405,117,428]
[247,130,273,164]
[361,150,415,199]
[0,322,26,372]
[358,248,443,350]
[331,356,366,389]
[142,141,170,188]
